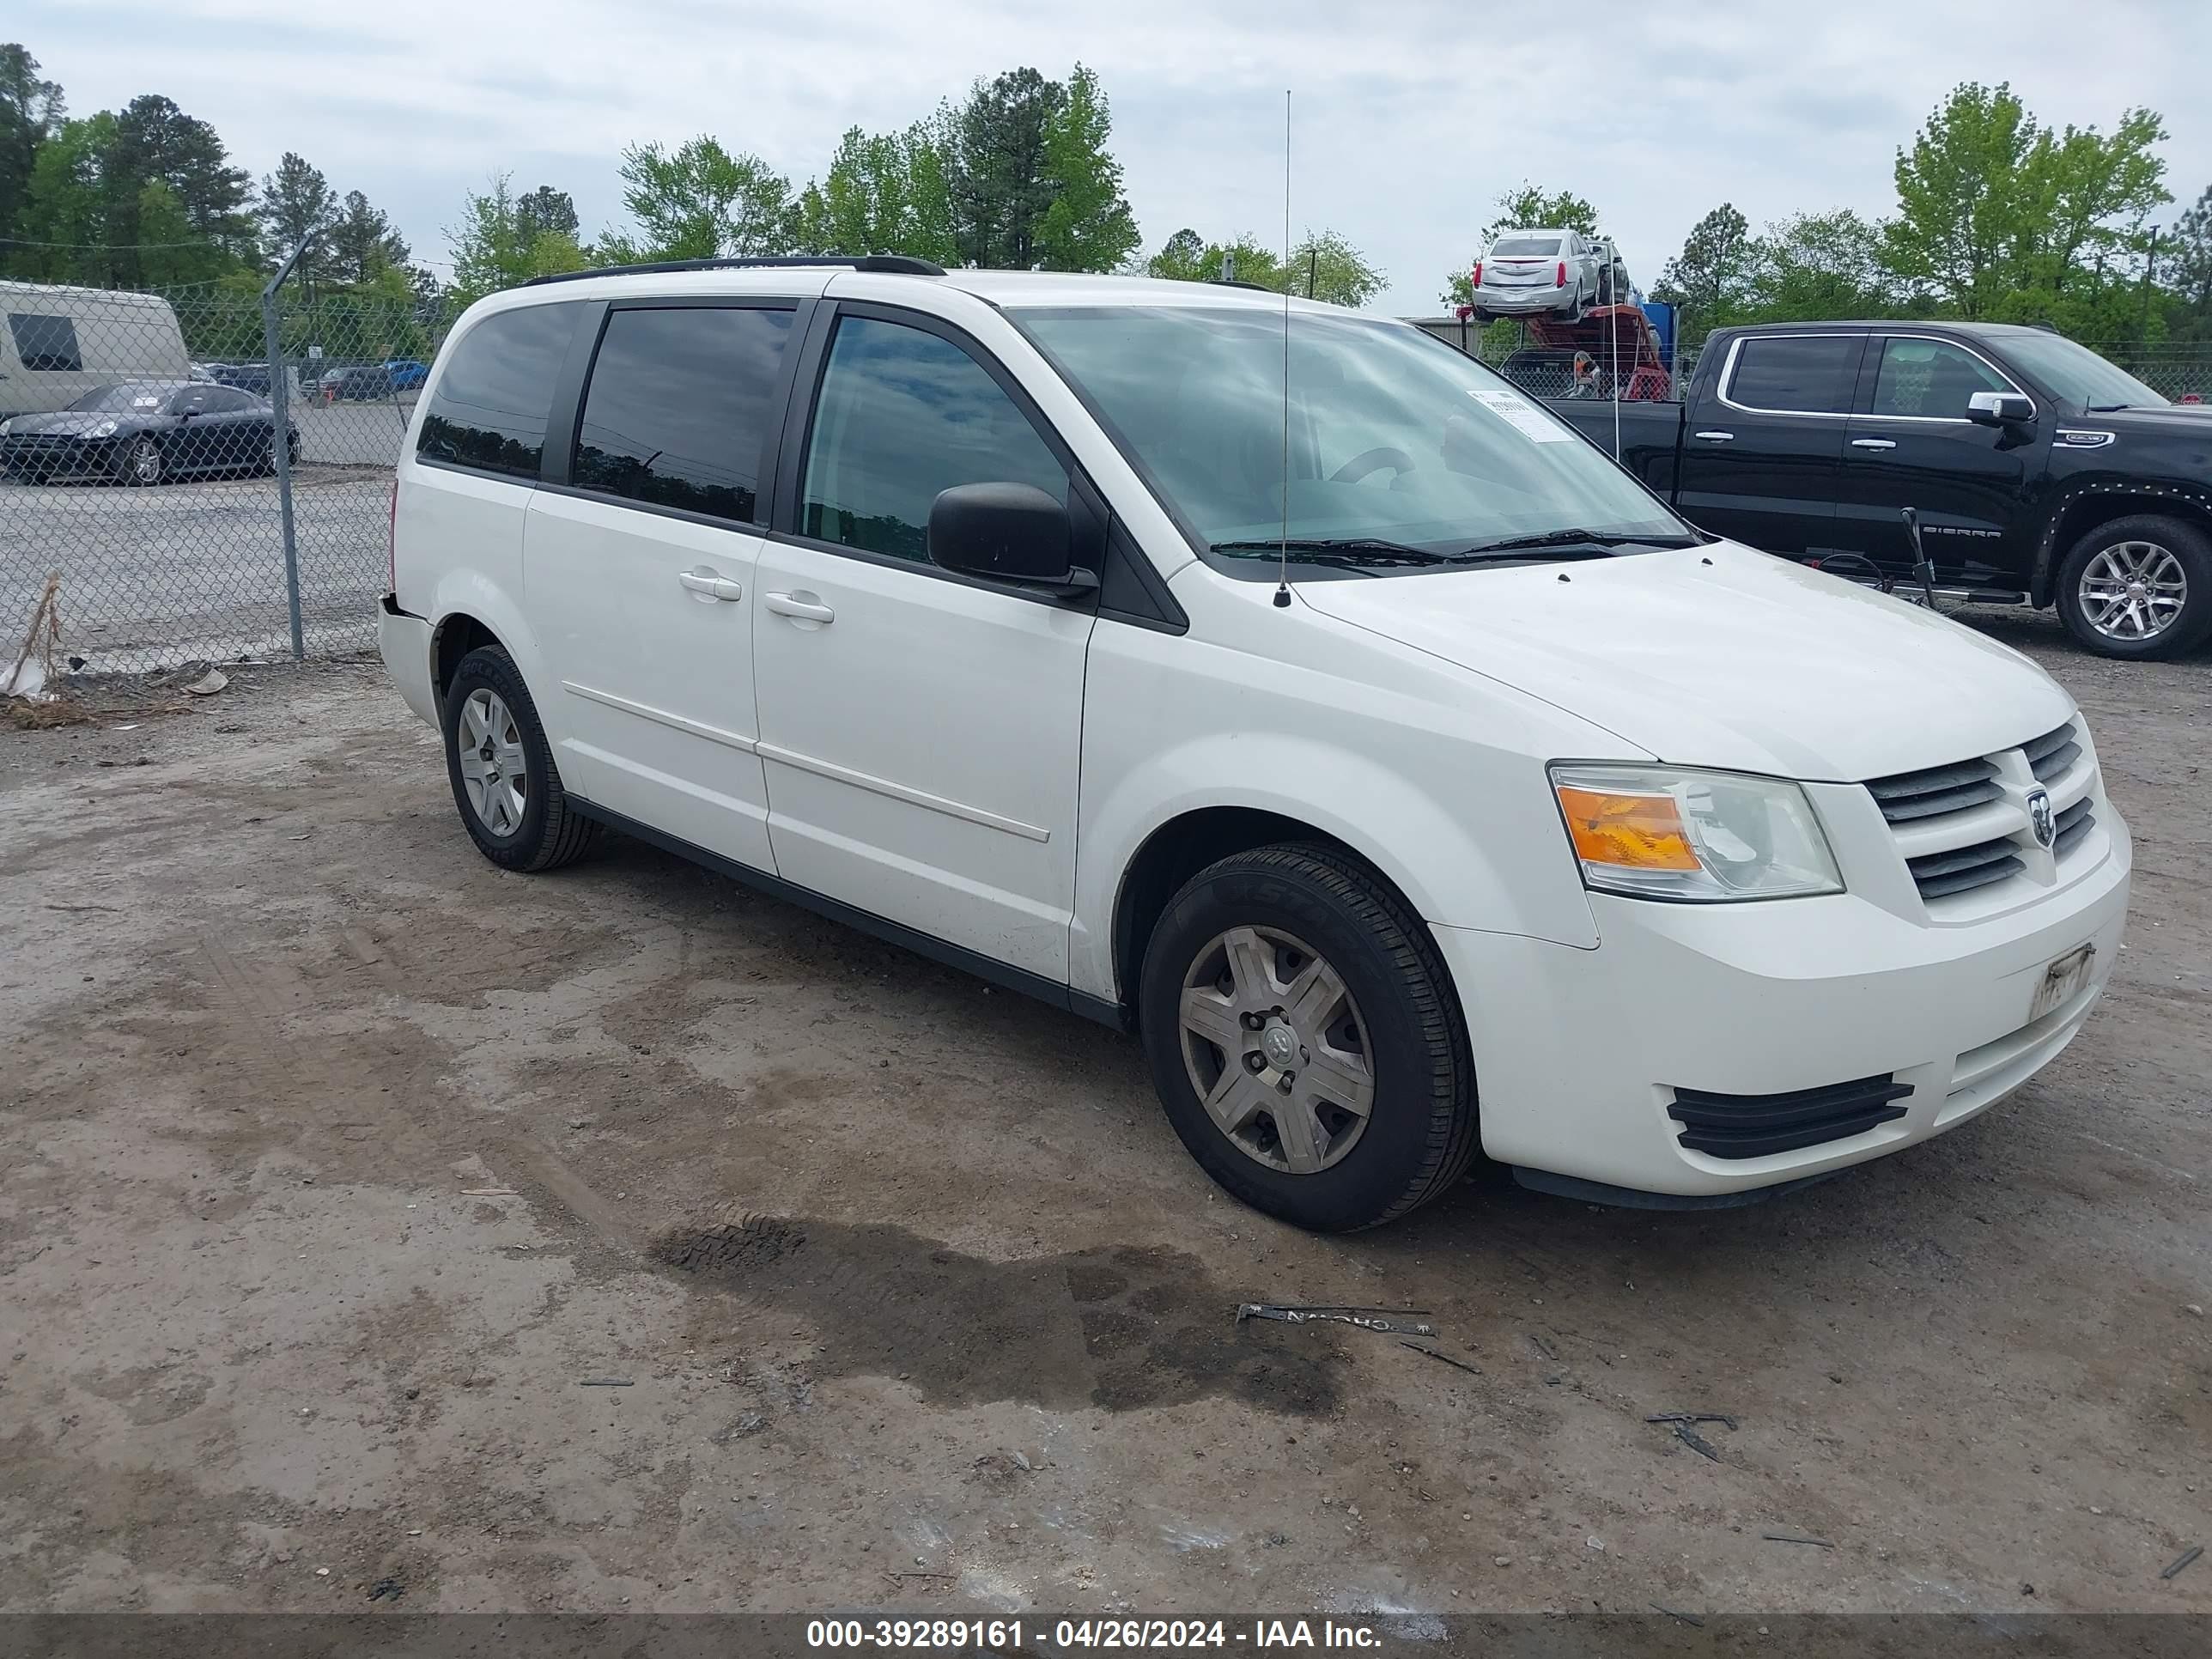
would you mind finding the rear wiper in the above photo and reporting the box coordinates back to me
[1209,537,1455,567]
[1450,527,1697,560]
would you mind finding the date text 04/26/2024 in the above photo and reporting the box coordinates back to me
[804,1619,1384,1649]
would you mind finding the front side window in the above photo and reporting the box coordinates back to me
[799,315,1065,563]
[1015,306,1689,574]
[1869,337,2014,418]
[416,302,581,480]
[574,305,793,524]
[1725,335,1862,414]
[9,312,81,372]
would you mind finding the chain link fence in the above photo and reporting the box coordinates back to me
[6,281,2212,678]
[1,278,456,674]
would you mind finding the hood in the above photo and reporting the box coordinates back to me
[2085,404,2212,446]
[1295,541,2075,781]
[7,409,152,436]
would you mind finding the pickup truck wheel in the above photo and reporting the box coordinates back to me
[2056,514,2212,659]
[442,646,598,872]
[1139,843,1479,1231]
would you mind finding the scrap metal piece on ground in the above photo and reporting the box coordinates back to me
[2162,1547,2202,1581]
[1237,1303,1437,1336]
[1674,1424,1723,1462]
[1647,1411,1741,1431]
[1761,1531,1836,1548]
[1400,1341,1482,1376]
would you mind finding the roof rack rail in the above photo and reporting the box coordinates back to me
[1206,278,1279,293]
[521,253,946,288]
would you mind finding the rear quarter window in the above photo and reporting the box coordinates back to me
[9,312,82,373]
[416,303,583,480]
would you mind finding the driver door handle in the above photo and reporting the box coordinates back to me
[765,592,835,623]
[678,570,744,602]
[1692,429,1735,442]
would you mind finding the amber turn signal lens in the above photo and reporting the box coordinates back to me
[1555,785,1702,872]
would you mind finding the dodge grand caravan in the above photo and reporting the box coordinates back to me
[378,255,2130,1231]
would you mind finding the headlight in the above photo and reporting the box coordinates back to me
[0,418,10,435]
[88,420,118,438]
[1549,763,1843,902]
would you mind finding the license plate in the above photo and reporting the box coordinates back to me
[2030,942,2095,1023]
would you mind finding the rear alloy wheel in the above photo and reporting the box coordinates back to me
[124,434,163,486]
[2056,514,2212,660]
[1139,843,1480,1231]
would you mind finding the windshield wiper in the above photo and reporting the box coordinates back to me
[2085,403,2135,412]
[1449,527,1697,560]
[1209,537,1455,568]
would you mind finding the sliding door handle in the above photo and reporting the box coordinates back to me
[765,592,835,623]
[678,569,744,602]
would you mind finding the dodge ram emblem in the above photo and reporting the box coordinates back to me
[2027,787,2056,849]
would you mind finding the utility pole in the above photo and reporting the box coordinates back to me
[2140,224,2161,343]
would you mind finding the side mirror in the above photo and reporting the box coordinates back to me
[1966,391,2033,428]
[928,483,1095,594]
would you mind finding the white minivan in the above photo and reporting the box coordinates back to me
[378,256,2130,1231]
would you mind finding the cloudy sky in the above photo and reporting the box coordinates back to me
[16,0,2212,315]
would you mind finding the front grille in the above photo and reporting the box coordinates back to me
[1668,1074,1913,1159]
[1866,757,2003,823]
[2023,722,2081,783]
[1908,836,2026,899]
[2053,796,2094,857]
[1864,717,2101,908]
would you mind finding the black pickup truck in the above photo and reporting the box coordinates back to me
[1540,320,2212,659]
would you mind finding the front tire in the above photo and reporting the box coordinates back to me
[441,645,598,872]
[1138,844,1479,1231]
[2055,514,2212,659]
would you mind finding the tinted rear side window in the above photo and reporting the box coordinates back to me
[1725,335,1862,414]
[416,303,581,479]
[9,312,82,372]
[574,306,793,524]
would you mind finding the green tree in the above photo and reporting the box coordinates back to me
[0,44,65,244]
[103,93,255,280]
[513,185,578,245]
[605,137,796,260]
[1288,229,1383,307]
[132,178,230,285]
[7,111,114,282]
[1442,183,1604,306]
[1142,229,1282,289]
[947,68,1063,268]
[257,150,337,276]
[1740,209,1896,321]
[447,173,588,301]
[1033,64,1138,272]
[1883,82,2168,322]
[325,189,410,285]
[794,120,957,264]
[2164,184,2212,342]
[1650,203,1751,340]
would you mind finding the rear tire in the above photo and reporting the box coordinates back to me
[2055,514,2212,660]
[441,645,599,872]
[1138,843,1480,1231]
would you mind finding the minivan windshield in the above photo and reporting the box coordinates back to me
[1489,236,1562,258]
[1017,307,1692,573]
[1998,332,2167,411]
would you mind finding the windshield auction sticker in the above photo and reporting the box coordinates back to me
[1467,386,1573,442]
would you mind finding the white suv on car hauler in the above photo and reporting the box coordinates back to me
[378,256,2129,1231]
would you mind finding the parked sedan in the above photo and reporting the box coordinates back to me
[1470,229,1628,322]
[0,380,300,485]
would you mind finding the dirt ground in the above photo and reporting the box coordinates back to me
[1,609,2206,1621]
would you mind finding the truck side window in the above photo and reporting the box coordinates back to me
[8,312,82,372]
[1869,338,2014,419]
[573,305,793,525]
[416,303,582,481]
[1725,336,1859,415]
[799,316,1066,565]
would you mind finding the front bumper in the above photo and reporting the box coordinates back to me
[1,435,115,477]
[1435,821,2131,1196]
[376,595,439,729]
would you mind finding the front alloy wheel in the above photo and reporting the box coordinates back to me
[125,435,163,486]
[2076,539,2187,644]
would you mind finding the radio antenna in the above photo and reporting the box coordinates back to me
[1274,89,1293,609]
